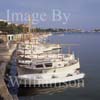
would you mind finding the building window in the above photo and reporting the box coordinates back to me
[12,36,13,40]
[8,36,10,40]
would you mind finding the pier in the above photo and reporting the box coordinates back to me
[0,42,18,100]
[0,32,51,100]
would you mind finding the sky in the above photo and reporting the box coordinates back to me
[0,0,100,30]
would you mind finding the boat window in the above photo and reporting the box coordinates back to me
[45,63,52,67]
[36,64,43,68]
[64,64,68,66]
[58,64,61,66]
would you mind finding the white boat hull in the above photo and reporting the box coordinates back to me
[18,73,85,86]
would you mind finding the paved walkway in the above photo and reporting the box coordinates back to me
[0,42,17,100]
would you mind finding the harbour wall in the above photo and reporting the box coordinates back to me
[0,42,18,100]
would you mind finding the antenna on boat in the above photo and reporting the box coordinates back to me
[60,43,80,54]
[28,15,32,42]
[28,15,34,58]
[68,46,71,54]
[60,43,80,47]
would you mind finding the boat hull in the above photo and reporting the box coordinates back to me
[18,73,85,87]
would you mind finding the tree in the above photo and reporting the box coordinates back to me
[0,21,8,32]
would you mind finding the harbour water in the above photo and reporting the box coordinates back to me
[10,32,100,100]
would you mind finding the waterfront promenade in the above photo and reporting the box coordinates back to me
[0,42,17,100]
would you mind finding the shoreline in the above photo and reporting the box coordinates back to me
[0,42,18,100]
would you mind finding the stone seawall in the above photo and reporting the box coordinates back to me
[0,43,18,100]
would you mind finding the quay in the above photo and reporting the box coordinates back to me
[0,19,52,99]
[0,32,51,100]
[0,42,18,100]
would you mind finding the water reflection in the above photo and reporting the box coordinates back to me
[18,79,85,96]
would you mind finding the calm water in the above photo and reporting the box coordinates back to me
[13,33,100,100]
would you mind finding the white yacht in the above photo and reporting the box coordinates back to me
[17,40,61,55]
[17,51,85,87]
